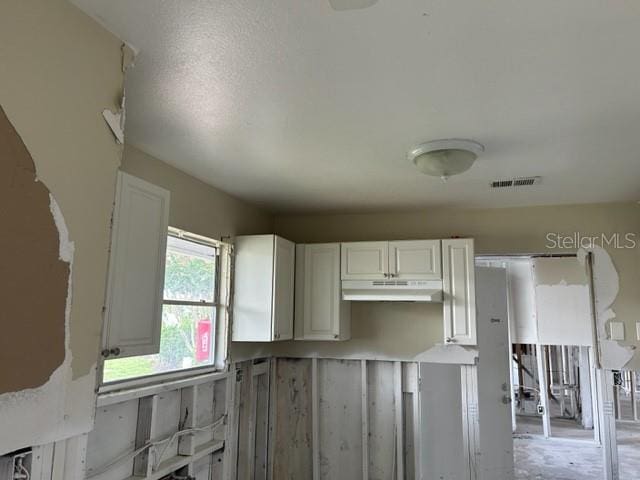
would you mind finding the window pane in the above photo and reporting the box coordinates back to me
[103,304,215,383]
[164,237,216,303]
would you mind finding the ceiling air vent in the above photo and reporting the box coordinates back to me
[491,176,541,189]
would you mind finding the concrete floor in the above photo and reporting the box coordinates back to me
[513,414,640,480]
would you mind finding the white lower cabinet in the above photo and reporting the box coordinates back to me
[295,243,351,341]
[442,238,477,345]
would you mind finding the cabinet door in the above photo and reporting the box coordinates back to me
[389,240,441,279]
[442,239,476,345]
[103,172,170,358]
[296,244,342,340]
[232,235,275,342]
[272,236,295,340]
[341,241,389,280]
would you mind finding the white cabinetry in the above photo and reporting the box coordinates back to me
[442,238,476,345]
[389,240,441,279]
[341,241,388,280]
[341,240,441,280]
[103,172,170,359]
[295,243,351,341]
[232,235,295,342]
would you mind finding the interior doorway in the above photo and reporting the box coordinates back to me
[477,254,607,480]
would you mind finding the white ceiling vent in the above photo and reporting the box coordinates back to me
[490,176,541,189]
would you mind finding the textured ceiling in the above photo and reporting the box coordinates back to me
[72,0,640,213]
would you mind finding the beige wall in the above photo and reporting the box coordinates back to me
[121,145,274,362]
[272,202,640,369]
[0,0,123,450]
[122,145,273,241]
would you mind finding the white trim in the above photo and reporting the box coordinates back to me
[98,369,230,406]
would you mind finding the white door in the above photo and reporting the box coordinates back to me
[388,240,441,279]
[103,172,170,358]
[272,236,295,340]
[340,241,388,280]
[475,267,514,480]
[297,243,341,340]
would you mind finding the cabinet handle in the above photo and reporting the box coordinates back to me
[110,347,121,356]
[101,349,111,358]
[445,337,455,344]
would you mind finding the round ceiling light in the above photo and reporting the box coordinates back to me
[409,139,484,181]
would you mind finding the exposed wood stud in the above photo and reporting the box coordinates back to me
[178,385,198,456]
[312,357,320,480]
[267,358,277,480]
[360,359,369,480]
[535,344,551,438]
[133,394,159,477]
[393,361,404,480]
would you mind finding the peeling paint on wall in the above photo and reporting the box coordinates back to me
[577,246,635,370]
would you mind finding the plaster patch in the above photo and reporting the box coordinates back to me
[577,246,634,369]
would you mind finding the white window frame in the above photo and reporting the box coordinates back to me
[99,227,233,394]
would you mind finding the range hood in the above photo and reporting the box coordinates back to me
[342,279,443,302]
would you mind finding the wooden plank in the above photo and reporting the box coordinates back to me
[312,357,320,480]
[97,370,230,407]
[236,362,252,480]
[317,359,363,480]
[246,364,259,478]
[536,344,551,438]
[461,365,480,480]
[597,369,620,480]
[393,362,404,480]
[223,365,241,480]
[133,395,158,477]
[124,439,224,480]
[178,385,198,456]
[30,443,54,480]
[360,360,369,480]
[273,358,313,480]
[267,358,277,480]
[87,399,139,480]
[153,390,182,467]
[367,361,395,480]
[254,369,270,480]
[403,363,421,480]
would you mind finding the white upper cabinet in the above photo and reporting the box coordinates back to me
[103,172,170,359]
[341,241,389,280]
[388,240,441,279]
[295,244,350,341]
[232,234,295,342]
[442,238,476,345]
[342,240,442,280]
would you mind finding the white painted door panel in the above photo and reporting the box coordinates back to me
[273,236,295,340]
[295,244,349,340]
[475,267,514,480]
[341,241,388,280]
[388,240,441,279]
[104,172,170,358]
[232,235,275,342]
[442,239,476,345]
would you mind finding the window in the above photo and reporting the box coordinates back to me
[103,229,228,383]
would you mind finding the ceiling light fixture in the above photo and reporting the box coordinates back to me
[409,139,484,181]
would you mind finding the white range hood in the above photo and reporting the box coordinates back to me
[341,279,443,302]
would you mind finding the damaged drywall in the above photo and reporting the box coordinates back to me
[577,246,635,370]
[0,105,70,394]
[0,106,100,454]
[102,43,137,144]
